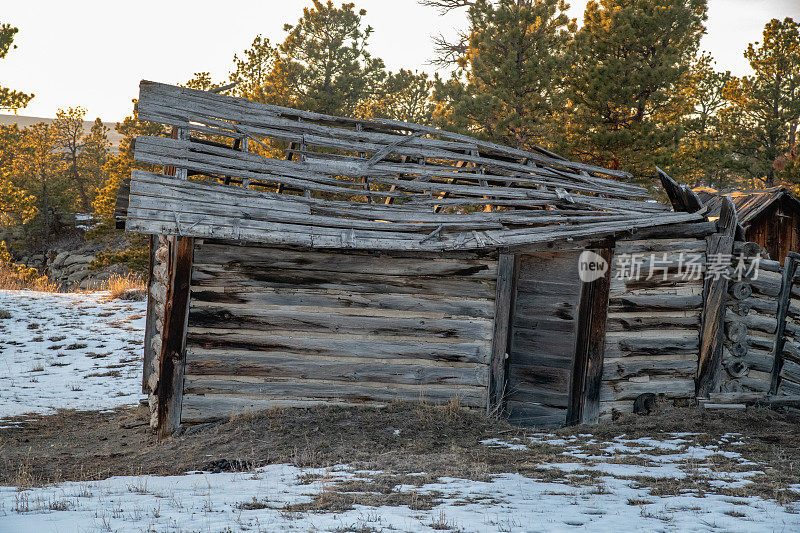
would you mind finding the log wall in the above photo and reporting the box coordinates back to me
[180,241,497,422]
[599,237,707,420]
[719,253,781,395]
[779,268,800,395]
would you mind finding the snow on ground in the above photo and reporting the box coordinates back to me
[1,289,799,532]
[1,453,799,533]
[0,289,146,420]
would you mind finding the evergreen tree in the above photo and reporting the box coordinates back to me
[10,123,67,247]
[0,23,33,111]
[431,0,575,150]
[566,0,707,177]
[670,54,734,187]
[229,35,276,101]
[80,118,111,199]
[722,17,800,187]
[52,107,93,211]
[264,1,386,116]
[361,69,435,124]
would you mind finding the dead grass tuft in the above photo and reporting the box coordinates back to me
[98,274,146,301]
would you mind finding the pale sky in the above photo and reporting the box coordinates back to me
[1,0,798,122]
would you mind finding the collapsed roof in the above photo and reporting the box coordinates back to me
[121,81,701,251]
[694,186,800,226]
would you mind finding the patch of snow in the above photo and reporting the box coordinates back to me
[481,437,528,451]
[0,290,146,421]
[1,464,798,532]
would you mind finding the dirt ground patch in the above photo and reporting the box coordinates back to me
[1,403,799,511]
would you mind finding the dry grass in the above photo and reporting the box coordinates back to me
[0,265,60,292]
[2,403,800,513]
[98,274,146,301]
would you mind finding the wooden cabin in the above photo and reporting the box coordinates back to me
[695,187,800,264]
[121,82,800,437]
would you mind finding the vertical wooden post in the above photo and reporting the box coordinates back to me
[156,236,193,438]
[770,252,800,394]
[697,196,738,397]
[568,247,613,426]
[488,252,515,415]
[156,126,193,438]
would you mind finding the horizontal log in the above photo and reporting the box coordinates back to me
[187,305,493,341]
[182,376,487,407]
[186,330,491,364]
[190,287,494,319]
[192,265,496,299]
[599,378,695,402]
[194,242,498,278]
[609,294,703,311]
[602,355,697,380]
[606,313,700,332]
[604,332,699,357]
[185,350,488,386]
[613,239,707,255]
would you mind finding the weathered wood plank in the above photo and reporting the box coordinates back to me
[192,265,496,299]
[190,287,495,319]
[157,235,194,438]
[182,376,487,407]
[697,196,737,397]
[576,247,613,425]
[185,351,488,387]
[186,330,491,364]
[187,305,493,341]
[489,253,514,414]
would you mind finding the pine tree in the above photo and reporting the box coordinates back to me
[360,69,435,124]
[670,54,734,187]
[0,23,33,111]
[431,0,575,150]
[230,35,276,101]
[264,1,386,116]
[52,107,93,211]
[722,17,800,187]
[11,123,67,246]
[566,0,707,177]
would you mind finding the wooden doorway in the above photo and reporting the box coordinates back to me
[503,248,612,427]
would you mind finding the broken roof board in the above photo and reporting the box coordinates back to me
[123,81,701,251]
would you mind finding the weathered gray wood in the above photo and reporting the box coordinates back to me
[577,247,613,425]
[697,196,737,397]
[770,254,800,394]
[599,378,695,402]
[157,235,194,438]
[185,350,488,387]
[192,264,496,299]
[190,287,495,319]
[138,80,638,182]
[488,253,514,415]
[187,305,493,341]
[194,242,498,278]
[182,376,487,407]
[186,330,491,363]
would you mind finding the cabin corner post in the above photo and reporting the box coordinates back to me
[156,235,194,438]
[488,252,515,416]
[697,196,738,398]
[570,246,614,426]
[769,253,800,394]
[155,125,193,439]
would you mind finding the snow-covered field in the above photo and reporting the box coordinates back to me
[0,290,146,420]
[1,289,799,532]
[2,438,799,532]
